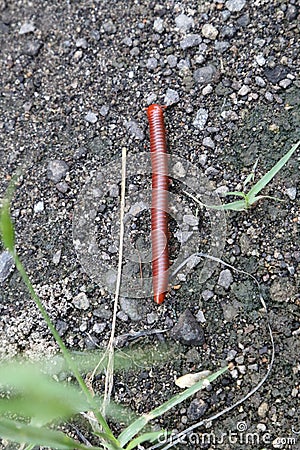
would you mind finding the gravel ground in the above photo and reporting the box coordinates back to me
[0,0,299,449]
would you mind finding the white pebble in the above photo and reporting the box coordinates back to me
[201,24,218,40]
[85,111,98,123]
[34,201,44,213]
[154,17,164,33]
[286,187,297,200]
[73,292,90,310]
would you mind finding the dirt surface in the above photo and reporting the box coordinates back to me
[0,0,299,449]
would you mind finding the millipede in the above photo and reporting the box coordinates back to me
[146,104,169,304]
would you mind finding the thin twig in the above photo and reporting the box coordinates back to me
[102,146,127,416]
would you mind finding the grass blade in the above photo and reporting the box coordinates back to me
[125,431,165,450]
[0,199,15,252]
[217,200,246,211]
[0,417,99,450]
[247,140,300,199]
[223,191,246,198]
[0,174,19,251]
[0,362,92,426]
[118,366,228,447]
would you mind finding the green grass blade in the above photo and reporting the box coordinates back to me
[125,431,165,449]
[0,174,19,251]
[247,140,300,199]
[118,366,228,447]
[218,200,246,211]
[0,363,92,426]
[93,432,123,449]
[0,199,15,251]
[248,195,285,207]
[0,417,99,450]
[223,191,246,198]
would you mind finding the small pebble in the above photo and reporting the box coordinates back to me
[22,40,43,57]
[226,349,237,361]
[180,34,201,50]
[34,201,44,213]
[193,65,217,85]
[202,136,215,149]
[193,108,208,130]
[146,57,158,70]
[183,215,199,227]
[109,184,119,198]
[93,323,106,334]
[279,78,292,89]
[47,160,69,183]
[84,111,98,124]
[255,76,266,87]
[218,269,233,289]
[175,14,194,32]
[223,303,240,321]
[201,24,218,40]
[202,289,214,301]
[52,250,62,265]
[167,55,177,68]
[264,65,289,84]
[170,309,205,346]
[73,292,90,310]
[56,181,69,193]
[187,399,208,420]
[173,161,186,178]
[0,251,14,283]
[56,320,68,336]
[265,91,274,102]
[258,402,269,418]
[164,88,180,106]
[196,310,206,323]
[286,187,296,200]
[119,297,144,321]
[19,23,35,34]
[202,84,213,95]
[238,85,250,96]
[99,105,109,116]
[153,17,164,33]
[225,0,246,12]
[125,120,144,140]
[147,312,158,324]
[76,38,88,49]
[255,54,266,66]
[214,41,230,53]
[102,20,116,34]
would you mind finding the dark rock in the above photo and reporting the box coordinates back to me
[194,65,217,85]
[286,5,298,21]
[22,40,43,57]
[171,309,205,346]
[56,320,69,336]
[187,399,208,420]
[264,65,289,84]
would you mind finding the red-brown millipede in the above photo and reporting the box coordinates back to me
[146,104,169,304]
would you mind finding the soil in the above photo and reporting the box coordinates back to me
[0,1,299,449]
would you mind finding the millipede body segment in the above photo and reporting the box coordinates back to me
[146,104,169,304]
